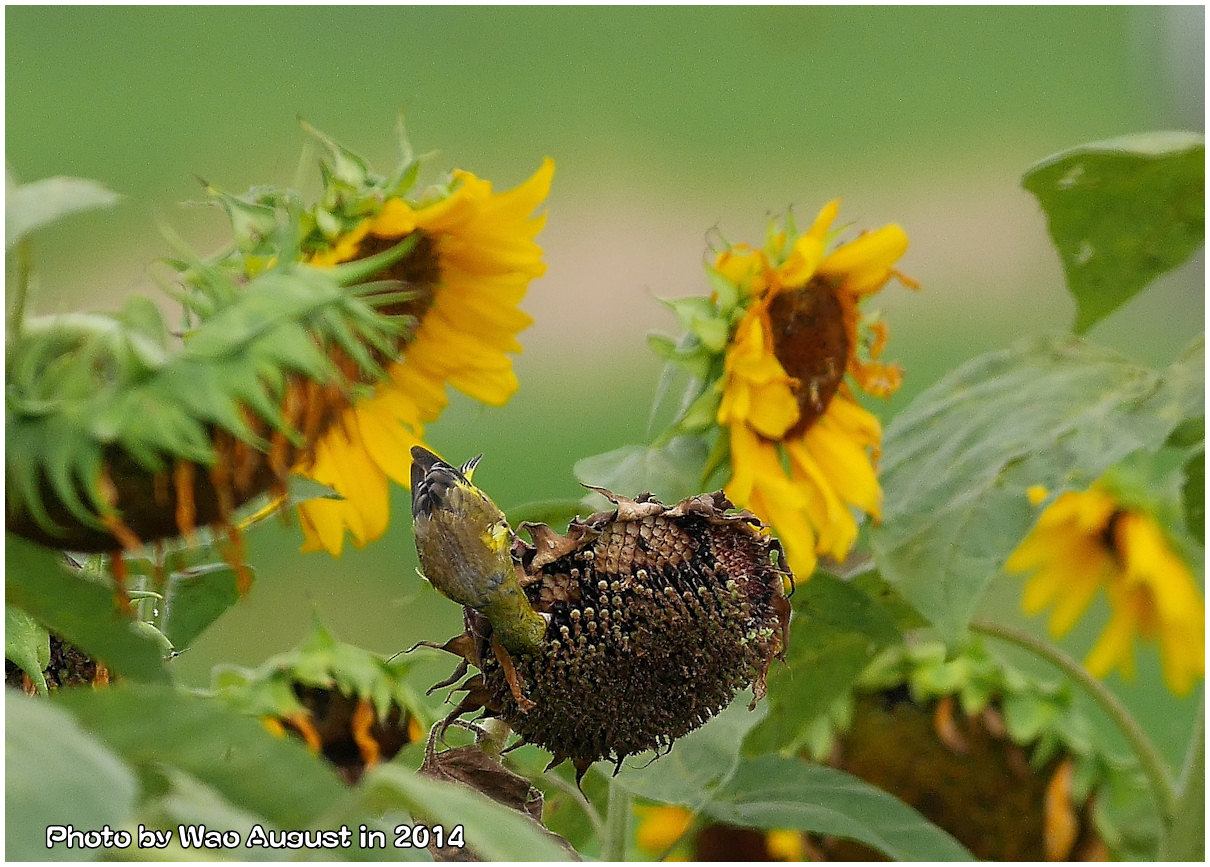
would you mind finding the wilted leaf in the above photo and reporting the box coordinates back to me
[1022,131,1204,333]
[871,335,1203,641]
[356,763,577,861]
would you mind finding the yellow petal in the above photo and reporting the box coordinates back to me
[777,199,839,286]
[1084,597,1138,680]
[369,198,419,236]
[801,408,882,517]
[818,224,909,296]
[355,400,424,486]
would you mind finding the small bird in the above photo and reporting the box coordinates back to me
[410,446,547,658]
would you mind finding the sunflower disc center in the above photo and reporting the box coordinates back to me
[768,280,850,438]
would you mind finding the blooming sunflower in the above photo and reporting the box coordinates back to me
[1006,482,1205,696]
[672,200,914,578]
[285,143,553,554]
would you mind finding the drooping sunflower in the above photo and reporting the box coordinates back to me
[214,621,425,784]
[646,201,913,579]
[799,640,1143,860]
[294,158,554,554]
[1006,482,1205,696]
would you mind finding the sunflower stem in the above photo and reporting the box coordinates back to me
[1158,704,1204,860]
[6,238,33,352]
[602,777,632,861]
[970,618,1178,825]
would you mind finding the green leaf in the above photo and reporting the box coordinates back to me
[354,764,575,861]
[5,536,171,683]
[6,693,139,861]
[702,755,974,861]
[156,563,242,652]
[1022,131,1205,333]
[646,331,712,380]
[574,436,710,504]
[612,692,767,807]
[744,573,901,755]
[5,604,50,693]
[6,175,122,249]
[675,385,723,434]
[871,335,1204,642]
[54,684,348,830]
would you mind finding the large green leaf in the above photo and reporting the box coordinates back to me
[155,562,242,652]
[5,536,171,683]
[6,693,138,862]
[1022,131,1204,333]
[612,692,767,807]
[54,684,348,830]
[702,755,974,861]
[744,573,901,755]
[574,436,709,504]
[871,335,1204,642]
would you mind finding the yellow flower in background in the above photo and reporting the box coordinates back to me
[299,159,554,554]
[634,805,694,854]
[1006,483,1205,695]
[715,200,916,578]
[632,805,804,861]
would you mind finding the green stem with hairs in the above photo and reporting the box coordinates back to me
[970,619,1177,824]
[602,777,633,861]
[5,238,32,354]
[1158,706,1204,860]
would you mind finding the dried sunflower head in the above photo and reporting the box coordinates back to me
[418,467,791,782]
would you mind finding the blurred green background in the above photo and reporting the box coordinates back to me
[7,7,1203,769]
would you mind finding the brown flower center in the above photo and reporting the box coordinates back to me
[1101,509,1128,564]
[353,231,441,323]
[767,278,850,438]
